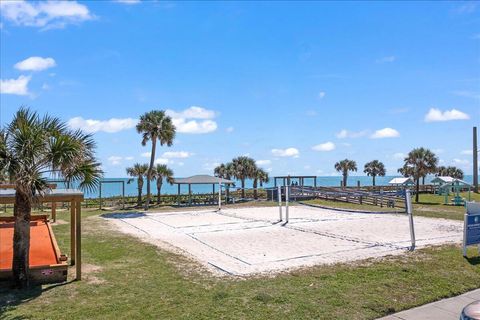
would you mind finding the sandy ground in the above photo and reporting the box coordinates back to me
[104,205,463,276]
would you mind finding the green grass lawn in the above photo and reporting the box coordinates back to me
[1,207,480,320]
[302,192,480,221]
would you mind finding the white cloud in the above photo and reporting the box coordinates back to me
[312,141,335,152]
[226,126,234,133]
[115,0,141,4]
[67,117,136,133]
[452,90,480,100]
[108,156,122,165]
[162,151,193,159]
[455,2,477,14]
[141,152,151,158]
[424,108,470,122]
[0,1,93,29]
[256,159,272,166]
[166,106,218,134]
[271,148,299,158]
[376,56,396,63]
[370,128,400,139]
[203,161,221,171]
[461,150,473,155]
[0,75,31,95]
[393,152,405,160]
[14,56,56,71]
[154,158,169,165]
[453,158,470,167]
[336,129,367,139]
[166,106,216,119]
[125,156,134,161]
[318,91,326,99]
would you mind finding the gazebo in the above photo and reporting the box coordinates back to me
[430,176,472,205]
[172,175,234,209]
[0,185,83,282]
[389,177,414,188]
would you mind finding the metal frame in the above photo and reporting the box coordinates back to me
[99,180,126,210]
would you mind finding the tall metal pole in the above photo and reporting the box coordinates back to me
[473,127,478,193]
[218,182,221,210]
[405,189,415,251]
[285,185,289,223]
[278,185,282,221]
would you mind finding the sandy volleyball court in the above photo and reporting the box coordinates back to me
[105,205,463,276]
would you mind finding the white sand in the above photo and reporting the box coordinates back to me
[105,205,463,276]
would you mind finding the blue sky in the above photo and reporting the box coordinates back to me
[1,1,479,178]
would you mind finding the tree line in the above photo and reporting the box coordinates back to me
[213,156,269,200]
[335,147,464,202]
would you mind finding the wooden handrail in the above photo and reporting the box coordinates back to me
[0,183,57,190]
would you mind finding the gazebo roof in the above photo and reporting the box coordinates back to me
[389,177,414,185]
[172,175,234,185]
[432,176,471,187]
[430,176,456,184]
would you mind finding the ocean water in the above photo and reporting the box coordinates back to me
[50,175,475,199]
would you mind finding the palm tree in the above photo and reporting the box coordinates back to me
[136,111,175,210]
[400,147,438,202]
[436,166,464,179]
[214,162,234,201]
[231,156,256,198]
[252,168,269,199]
[363,160,386,186]
[126,163,149,206]
[334,159,357,188]
[152,164,174,205]
[0,108,102,288]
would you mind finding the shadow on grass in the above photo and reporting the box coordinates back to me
[0,280,75,316]
[101,211,146,219]
[415,202,442,206]
[465,256,480,266]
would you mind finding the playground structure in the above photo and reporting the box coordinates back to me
[0,185,83,283]
[431,176,473,206]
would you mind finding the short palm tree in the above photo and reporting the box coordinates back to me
[136,110,175,210]
[214,162,234,200]
[126,163,149,206]
[252,168,269,199]
[152,164,174,205]
[436,166,464,179]
[0,108,102,288]
[363,160,386,186]
[401,147,438,202]
[334,159,357,188]
[231,156,256,198]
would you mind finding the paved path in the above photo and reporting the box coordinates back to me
[378,288,480,320]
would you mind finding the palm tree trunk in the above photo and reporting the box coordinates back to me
[415,178,420,203]
[137,186,142,206]
[241,179,245,198]
[343,173,347,189]
[226,186,230,203]
[253,179,258,200]
[12,187,32,288]
[157,181,163,205]
[422,176,425,185]
[145,138,157,210]
[372,175,376,186]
